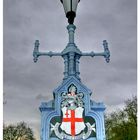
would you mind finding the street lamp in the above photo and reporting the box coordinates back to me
[33,1,110,139]
[60,0,80,24]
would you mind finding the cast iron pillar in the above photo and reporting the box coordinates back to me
[33,24,110,140]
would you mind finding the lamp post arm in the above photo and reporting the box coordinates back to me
[33,40,62,63]
[38,52,62,57]
[81,40,110,63]
[82,52,106,57]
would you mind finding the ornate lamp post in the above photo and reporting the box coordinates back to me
[33,1,110,140]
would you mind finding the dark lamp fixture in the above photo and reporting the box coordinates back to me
[60,0,80,24]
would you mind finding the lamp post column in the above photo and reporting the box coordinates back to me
[63,55,69,79]
[75,55,80,79]
[69,52,75,76]
[67,24,76,44]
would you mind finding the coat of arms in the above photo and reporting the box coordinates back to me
[51,84,96,139]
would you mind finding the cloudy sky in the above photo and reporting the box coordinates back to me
[3,0,137,139]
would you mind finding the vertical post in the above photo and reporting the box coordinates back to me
[33,40,40,62]
[69,52,75,75]
[67,24,76,44]
[75,55,80,79]
[63,55,69,79]
[103,40,110,63]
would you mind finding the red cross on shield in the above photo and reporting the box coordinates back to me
[60,107,85,136]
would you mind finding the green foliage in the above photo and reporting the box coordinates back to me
[3,122,36,140]
[105,96,137,140]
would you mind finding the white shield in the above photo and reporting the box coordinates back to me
[60,107,85,136]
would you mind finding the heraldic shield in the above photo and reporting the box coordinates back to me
[60,106,85,136]
[50,84,96,140]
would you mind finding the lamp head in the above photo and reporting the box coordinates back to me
[60,0,80,24]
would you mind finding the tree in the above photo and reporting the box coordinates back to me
[105,96,137,140]
[3,122,36,140]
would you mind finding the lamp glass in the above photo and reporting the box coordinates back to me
[62,0,79,14]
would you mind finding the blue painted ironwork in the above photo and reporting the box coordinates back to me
[33,24,110,80]
[33,24,110,140]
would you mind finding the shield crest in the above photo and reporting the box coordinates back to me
[50,85,96,140]
[60,106,85,136]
